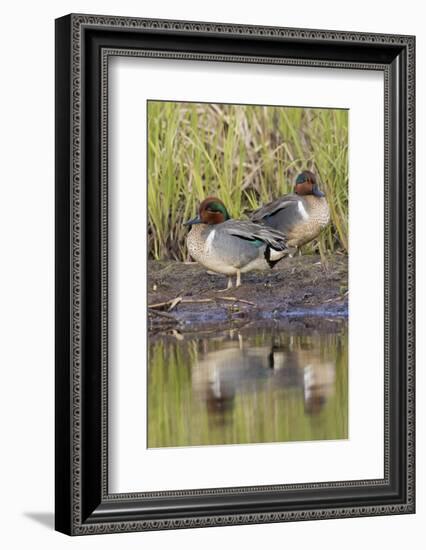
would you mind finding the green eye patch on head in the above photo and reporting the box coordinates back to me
[206,202,230,218]
[296,173,308,184]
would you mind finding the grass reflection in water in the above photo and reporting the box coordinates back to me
[148,323,348,448]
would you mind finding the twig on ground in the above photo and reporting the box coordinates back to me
[178,298,214,304]
[148,295,256,310]
[148,299,177,309]
[168,296,183,311]
[214,296,256,306]
[323,290,349,303]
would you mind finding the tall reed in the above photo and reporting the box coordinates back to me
[148,101,348,261]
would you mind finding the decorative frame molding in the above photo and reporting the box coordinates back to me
[55,14,415,535]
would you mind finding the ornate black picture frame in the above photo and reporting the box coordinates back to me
[55,13,415,535]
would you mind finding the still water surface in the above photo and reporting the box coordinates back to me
[148,322,348,448]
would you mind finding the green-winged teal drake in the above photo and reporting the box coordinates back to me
[251,171,330,253]
[185,197,288,290]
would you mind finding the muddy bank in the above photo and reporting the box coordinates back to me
[148,255,348,332]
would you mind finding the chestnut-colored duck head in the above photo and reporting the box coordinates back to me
[184,197,231,226]
[294,171,325,197]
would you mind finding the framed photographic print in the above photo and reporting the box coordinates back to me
[55,14,415,535]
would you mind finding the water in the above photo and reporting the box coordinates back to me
[148,321,348,448]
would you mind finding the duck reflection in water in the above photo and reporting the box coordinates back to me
[269,345,336,415]
[193,346,270,427]
[192,339,336,427]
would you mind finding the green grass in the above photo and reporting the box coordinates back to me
[148,101,348,261]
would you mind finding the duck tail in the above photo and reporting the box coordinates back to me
[264,245,288,268]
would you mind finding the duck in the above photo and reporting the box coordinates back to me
[250,170,330,253]
[185,197,288,290]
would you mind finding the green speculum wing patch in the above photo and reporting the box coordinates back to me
[231,234,264,247]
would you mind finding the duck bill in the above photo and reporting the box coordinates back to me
[184,215,202,226]
[312,184,325,197]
